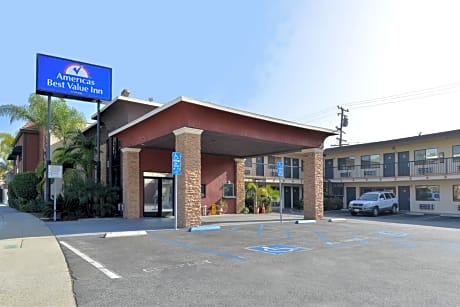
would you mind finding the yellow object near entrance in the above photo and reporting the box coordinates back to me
[211,203,217,215]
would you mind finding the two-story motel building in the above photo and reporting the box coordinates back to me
[323,129,460,215]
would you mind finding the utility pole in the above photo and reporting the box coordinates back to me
[336,106,349,147]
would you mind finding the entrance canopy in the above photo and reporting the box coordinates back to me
[110,96,335,155]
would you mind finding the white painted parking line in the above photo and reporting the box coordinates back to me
[60,241,121,279]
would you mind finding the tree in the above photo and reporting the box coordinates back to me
[53,131,97,181]
[0,94,87,144]
[246,182,280,213]
[0,132,14,180]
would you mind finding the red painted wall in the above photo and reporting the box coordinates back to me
[201,154,236,214]
[137,149,236,215]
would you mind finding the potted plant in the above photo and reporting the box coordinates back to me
[217,199,227,214]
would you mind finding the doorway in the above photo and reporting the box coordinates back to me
[284,186,292,209]
[143,176,174,217]
[398,186,410,211]
[346,187,356,208]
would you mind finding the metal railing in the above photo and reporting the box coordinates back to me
[325,157,460,180]
[244,163,303,180]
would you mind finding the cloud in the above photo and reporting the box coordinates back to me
[248,0,460,148]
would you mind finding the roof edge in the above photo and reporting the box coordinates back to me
[109,96,336,138]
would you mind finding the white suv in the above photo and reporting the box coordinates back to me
[349,191,398,216]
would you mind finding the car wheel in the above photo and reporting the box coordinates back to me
[350,211,357,216]
[372,207,379,217]
[392,205,398,214]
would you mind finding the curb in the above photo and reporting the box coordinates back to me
[295,220,316,224]
[104,230,147,238]
[189,225,221,232]
[328,218,347,222]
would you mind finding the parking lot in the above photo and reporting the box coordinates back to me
[57,212,460,307]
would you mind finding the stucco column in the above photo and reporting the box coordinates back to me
[234,158,246,214]
[173,127,203,228]
[302,148,324,220]
[121,147,141,218]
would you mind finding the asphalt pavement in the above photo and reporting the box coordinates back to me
[2,203,460,306]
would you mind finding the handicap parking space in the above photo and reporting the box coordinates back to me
[59,218,460,306]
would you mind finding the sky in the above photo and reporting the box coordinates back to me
[1,0,460,148]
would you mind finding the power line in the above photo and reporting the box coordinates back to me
[297,82,460,123]
[344,82,460,108]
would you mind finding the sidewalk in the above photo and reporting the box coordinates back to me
[0,205,76,307]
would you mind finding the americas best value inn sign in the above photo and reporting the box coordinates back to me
[36,54,112,102]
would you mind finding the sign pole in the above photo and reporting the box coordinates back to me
[48,164,62,222]
[96,100,101,184]
[46,95,51,202]
[53,179,57,222]
[279,177,283,224]
[174,174,177,230]
[171,152,181,230]
[277,161,284,223]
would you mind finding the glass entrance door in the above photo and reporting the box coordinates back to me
[161,179,173,216]
[143,177,174,217]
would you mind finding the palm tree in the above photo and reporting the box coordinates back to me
[0,132,14,180]
[246,182,280,213]
[0,94,87,145]
[53,131,97,182]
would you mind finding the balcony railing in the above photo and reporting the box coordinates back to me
[324,157,460,180]
[245,163,303,180]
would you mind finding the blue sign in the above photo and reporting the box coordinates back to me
[172,152,181,175]
[36,54,112,102]
[277,161,284,177]
[247,244,309,255]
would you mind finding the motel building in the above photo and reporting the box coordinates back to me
[323,129,460,216]
[84,94,335,228]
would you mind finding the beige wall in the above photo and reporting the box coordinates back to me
[327,134,460,215]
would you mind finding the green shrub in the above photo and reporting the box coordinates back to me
[8,172,39,211]
[7,188,17,208]
[241,207,250,214]
[58,178,120,219]
[17,198,45,213]
[324,196,343,211]
[293,199,304,210]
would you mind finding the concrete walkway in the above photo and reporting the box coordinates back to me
[0,205,75,307]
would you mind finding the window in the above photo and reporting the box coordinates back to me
[453,185,460,202]
[201,184,206,198]
[245,158,252,167]
[414,148,438,164]
[256,156,264,176]
[284,157,291,178]
[292,158,300,179]
[361,154,380,169]
[268,155,276,169]
[415,185,440,201]
[338,157,355,170]
[453,146,460,160]
[222,183,235,198]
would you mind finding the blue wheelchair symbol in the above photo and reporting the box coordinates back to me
[246,244,310,255]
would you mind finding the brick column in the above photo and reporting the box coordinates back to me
[173,127,203,228]
[234,158,246,214]
[302,148,324,220]
[121,148,141,218]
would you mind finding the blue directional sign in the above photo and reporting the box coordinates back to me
[277,161,284,177]
[246,244,309,255]
[36,54,112,102]
[172,152,181,175]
